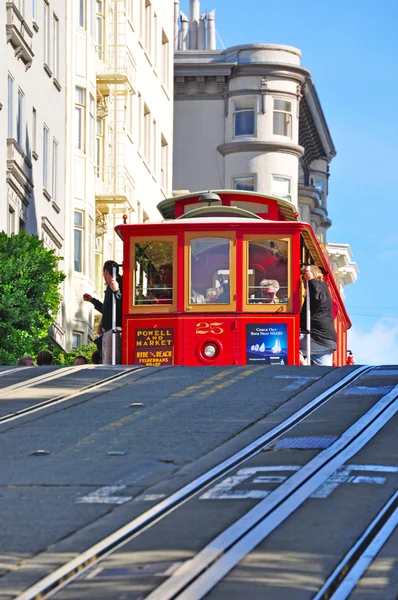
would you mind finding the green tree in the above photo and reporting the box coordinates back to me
[0,232,65,365]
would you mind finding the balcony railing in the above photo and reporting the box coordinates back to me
[96,45,136,94]
[95,166,135,212]
[6,2,34,69]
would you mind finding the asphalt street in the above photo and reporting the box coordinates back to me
[0,364,396,600]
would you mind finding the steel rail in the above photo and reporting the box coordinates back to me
[0,367,142,426]
[154,384,398,600]
[0,367,25,378]
[15,366,371,600]
[0,365,82,398]
[313,489,398,600]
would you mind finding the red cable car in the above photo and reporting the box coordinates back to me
[115,190,351,367]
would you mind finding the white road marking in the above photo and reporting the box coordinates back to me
[201,464,398,501]
[77,469,155,505]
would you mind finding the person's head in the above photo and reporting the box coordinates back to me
[36,350,54,366]
[17,355,35,366]
[259,279,280,303]
[74,356,88,366]
[103,260,119,285]
[206,288,218,302]
[91,350,101,364]
[301,264,324,282]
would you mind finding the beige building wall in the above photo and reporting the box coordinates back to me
[64,0,174,351]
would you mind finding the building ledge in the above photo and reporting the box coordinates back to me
[6,2,34,70]
[326,242,358,286]
[6,138,33,198]
[41,216,63,249]
[218,140,304,158]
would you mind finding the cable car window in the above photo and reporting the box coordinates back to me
[134,240,173,305]
[190,238,231,305]
[247,240,288,304]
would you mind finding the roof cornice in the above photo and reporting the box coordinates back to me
[302,79,336,160]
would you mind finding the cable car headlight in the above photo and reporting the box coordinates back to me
[202,342,219,359]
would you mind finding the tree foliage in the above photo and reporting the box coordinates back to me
[51,343,97,365]
[0,232,65,365]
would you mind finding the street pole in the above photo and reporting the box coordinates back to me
[306,279,311,366]
[112,265,117,366]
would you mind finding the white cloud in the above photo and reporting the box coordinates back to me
[348,319,398,365]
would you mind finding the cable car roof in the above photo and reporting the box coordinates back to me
[157,190,299,222]
[176,205,264,220]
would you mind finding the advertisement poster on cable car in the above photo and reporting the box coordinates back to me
[246,323,288,365]
[134,327,174,366]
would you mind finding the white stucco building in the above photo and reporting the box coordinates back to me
[0,1,174,352]
[173,1,358,294]
[0,0,66,344]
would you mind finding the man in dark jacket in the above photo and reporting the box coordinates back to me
[300,265,336,366]
[83,260,122,364]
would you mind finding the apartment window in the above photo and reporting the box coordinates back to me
[8,206,16,235]
[127,92,133,138]
[160,135,168,191]
[127,0,133,22]
[95,236,103,291]
[272,176,291,201]
[143,103,151,163]
[52,15,59,80]
[32,0,37,21]
[15,0,24,15]
[234,98,255,137]
[138,93,142,149]
[273,99,292,137]
[89,94,95,160]
[52,138,58,200]
[17,89,24,149]
[95,118,103,176]
[161,30,169,89]
[153,14,158,68]
[72,332,83,349]
[43,125,49,190]
[233,176,255,192]
[74,210,84,272]
[152,120,157,173]
[89,0,95,37]
[311,178,325,199]
[32,107,37,155]
[144,0,152,55]
[8,75,14,138]
[88,217,94,280]
[44,1,50,66]
[96,0,104,59]
[77,0,85,28]
[75,87,85,151]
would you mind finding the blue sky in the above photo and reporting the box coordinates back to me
[180,0,398,365]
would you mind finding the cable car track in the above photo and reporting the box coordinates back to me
[313,489,398,600]
[0,366,146,426]
[13,365,387,600]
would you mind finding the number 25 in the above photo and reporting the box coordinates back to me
[196,322,224,335]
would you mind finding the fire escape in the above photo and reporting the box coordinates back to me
[95,0,136,217]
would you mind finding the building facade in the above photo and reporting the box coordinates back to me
[63,0,174,351]
[173,1,357,293]
[1,0,66,344]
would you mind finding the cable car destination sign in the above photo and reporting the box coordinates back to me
[134,328,174,366]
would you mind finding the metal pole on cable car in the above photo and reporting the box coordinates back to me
[112,265,117,366]
[306,278,311,366]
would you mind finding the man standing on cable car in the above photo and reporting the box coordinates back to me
[83,260,122,364]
